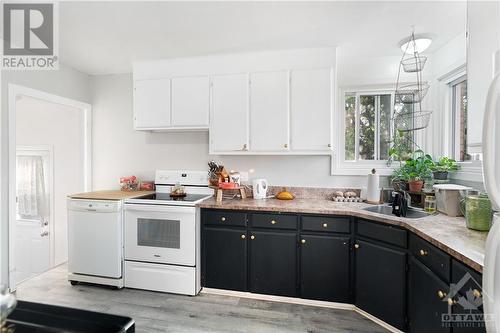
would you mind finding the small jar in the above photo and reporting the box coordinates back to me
[424,195,437,213]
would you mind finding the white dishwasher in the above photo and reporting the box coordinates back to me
[67,199,124,288]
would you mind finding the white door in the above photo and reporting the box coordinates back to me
[250,71,289,152]
[14,149,52,285]
[210,73,249,152]
[290,68,333,151]
[134,79,171,129]
[171,76,210,127]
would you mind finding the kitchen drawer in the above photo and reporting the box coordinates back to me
[356,219,407,248]
[410,234,451,283]
[301,215,350,234]
[251,213,297,230]
[204,210,247,227]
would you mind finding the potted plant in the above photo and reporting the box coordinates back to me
[391,151,433,193]
[430,157,460,180]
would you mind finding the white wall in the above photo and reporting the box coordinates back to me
[0,64,91,286]
[16,96,86,265]
[91,74,375,190]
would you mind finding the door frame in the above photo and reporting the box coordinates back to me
[8,84,92,291]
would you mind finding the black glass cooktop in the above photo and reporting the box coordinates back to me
[136,193,210,202]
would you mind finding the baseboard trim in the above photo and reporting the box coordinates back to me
[201,288,402,333]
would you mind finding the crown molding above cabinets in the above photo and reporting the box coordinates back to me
[132,47,337,155]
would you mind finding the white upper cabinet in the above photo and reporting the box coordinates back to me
[290,68,332,151]
[171,76,210,128]
[249,71,290,152]
[134,79,171,129]
[210,74,249,153]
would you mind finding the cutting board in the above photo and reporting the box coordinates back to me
[68,190,154,201]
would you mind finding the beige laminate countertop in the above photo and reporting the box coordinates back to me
[68,190,154,201]
[198,197,487,273]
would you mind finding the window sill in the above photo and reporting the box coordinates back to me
[331,157,395,176]
[450,161,484,183]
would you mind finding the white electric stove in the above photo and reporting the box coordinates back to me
[123,170,212,295]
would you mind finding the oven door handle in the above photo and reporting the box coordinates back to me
[124,204,195,214]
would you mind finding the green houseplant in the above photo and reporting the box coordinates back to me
[391,150,433,192]
[430,157,460,180]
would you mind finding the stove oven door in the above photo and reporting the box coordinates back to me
[124,204,196,266]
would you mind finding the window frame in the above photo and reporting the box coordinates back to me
[332,86,400,176]
[450,75,468,161]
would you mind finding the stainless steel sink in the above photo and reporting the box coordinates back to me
[362,205,429,219]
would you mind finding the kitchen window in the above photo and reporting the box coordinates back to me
[333,90,415,175]
[451,77,469,161]
[344,92,414,157]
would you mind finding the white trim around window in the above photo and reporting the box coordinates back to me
[332,85,398,176]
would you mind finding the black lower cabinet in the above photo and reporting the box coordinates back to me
[408,256,451,333]
[203,227,247,291]
[355,239,406,331]
[300,234,350,302]
[250,230,297,297]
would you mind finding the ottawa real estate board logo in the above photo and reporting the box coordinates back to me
[2,2,58,70]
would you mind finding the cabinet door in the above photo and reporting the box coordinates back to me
[249,230,297,297]
[210,74,249,152]
[300,234,350,302]
[408,257,451,333]
[355,239,406,331]
[290,68,332,151]
[249,71,289,152]
[203,228,247,291]
[171,76,209,127]
[134,79,171,129]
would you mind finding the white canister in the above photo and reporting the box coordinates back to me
[252,179,268,199]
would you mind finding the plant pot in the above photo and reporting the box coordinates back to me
[433,171,449,180]
[408,180,424,193]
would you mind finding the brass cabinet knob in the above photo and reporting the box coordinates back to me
[271,220,277,225]
[322,223,328,228]
[301,239,306,244]
[419,249,428,256]
[473,289,482,298]
[327,143,332,148]
[241,234,246,239]
[242,144,248,151]
[284,144,288,149]
[221,217,226,222]
[437,290,447,299]
[447,298,457,306]
[354,244,360,249]
[250,235,255,240]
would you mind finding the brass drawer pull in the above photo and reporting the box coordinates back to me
[322,223,328,228]
[271,220,277,225]
[221,217,226,222]
[241,234,246,239]
[437,290,447,299]
[448,298,457,306]
[301,239,306,244]
[419,249,428,256]
[250,235,255,240]
[473,289,482,298]
[354,244,360,249]
[284,144,288,149]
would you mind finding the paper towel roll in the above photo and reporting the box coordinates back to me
[367,170,380,204]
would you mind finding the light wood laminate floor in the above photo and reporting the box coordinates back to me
[16,265,388,333]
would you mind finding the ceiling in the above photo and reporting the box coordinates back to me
[59,1,466,75]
